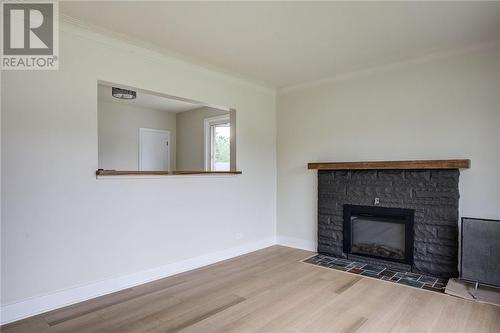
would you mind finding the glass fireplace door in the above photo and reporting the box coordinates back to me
[351,216,406,260]
[343,205,414,264]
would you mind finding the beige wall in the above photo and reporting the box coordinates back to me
[98,100,177,170]
[276,45,500,249]
[1,21,276,310]
[176,107,229,170]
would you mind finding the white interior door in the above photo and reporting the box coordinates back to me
[139,128,170,171]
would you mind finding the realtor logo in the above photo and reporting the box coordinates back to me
[1,1,59,70]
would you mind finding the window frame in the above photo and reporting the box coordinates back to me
[203,114,231,171]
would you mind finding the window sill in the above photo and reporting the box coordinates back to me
[96,170,242,177]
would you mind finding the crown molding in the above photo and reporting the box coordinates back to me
[57,15,500,96]
[278,38,500,95]
[59,15,277,95]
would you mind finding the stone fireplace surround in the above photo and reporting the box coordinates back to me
[317,168,461,278]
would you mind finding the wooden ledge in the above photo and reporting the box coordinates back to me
[96,170,242,176]
[307,159,470,170]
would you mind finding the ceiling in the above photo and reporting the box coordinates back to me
[63,2,500,89]
[98,84,201,112]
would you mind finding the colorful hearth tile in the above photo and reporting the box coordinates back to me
[397,277,425,288]
[418,275,437,284]
[303,254,447,294]
[348,268,364,274]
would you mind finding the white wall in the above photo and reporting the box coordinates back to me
[276,45,500,250]
[176,107,228,170]
[1,21,276,316]
[98,100,177,170]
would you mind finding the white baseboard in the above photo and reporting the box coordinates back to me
[0,238,275,325]
[277,236,316,252]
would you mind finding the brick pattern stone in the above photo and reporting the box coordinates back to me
[317,169,460,278]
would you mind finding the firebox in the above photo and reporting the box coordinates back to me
[343,205,414,265]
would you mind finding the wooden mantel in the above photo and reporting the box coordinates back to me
[307,159,470,170]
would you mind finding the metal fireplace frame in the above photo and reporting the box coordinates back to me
[343,204,415,265]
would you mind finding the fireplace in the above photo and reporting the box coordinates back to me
[343,205,414,265]
[316,167,462,277]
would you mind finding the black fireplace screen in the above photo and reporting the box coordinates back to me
[344,205,414,264]
[461,217,500,286]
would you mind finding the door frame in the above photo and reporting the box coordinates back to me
[138,128,171,171]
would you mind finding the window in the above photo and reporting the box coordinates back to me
[204,115,230,171]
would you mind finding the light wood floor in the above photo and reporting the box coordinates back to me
[2,246,499,333]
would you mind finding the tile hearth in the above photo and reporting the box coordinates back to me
[304,254,448,293]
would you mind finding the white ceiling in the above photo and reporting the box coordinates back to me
[98,84,201,112]
[63,2,500,89]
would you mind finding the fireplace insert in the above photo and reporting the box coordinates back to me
[343,204,414,265]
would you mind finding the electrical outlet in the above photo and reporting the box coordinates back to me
[235,233,244,240]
